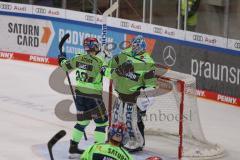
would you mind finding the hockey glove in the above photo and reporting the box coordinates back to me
[137,88,156,111]
[100,66,107,76]
[103,49,112,58]
[58,55,66,66]
[116,60,134,76]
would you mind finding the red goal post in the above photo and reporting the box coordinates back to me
[156,75,185,159]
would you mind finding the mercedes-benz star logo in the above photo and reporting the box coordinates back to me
[163,46,176,67]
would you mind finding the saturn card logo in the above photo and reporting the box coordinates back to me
[41,27,52,44]
[8,22,52,47]
[163,46,176,67]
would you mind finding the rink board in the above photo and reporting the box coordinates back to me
[32,137,176,160]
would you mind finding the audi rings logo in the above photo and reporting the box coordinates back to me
[163,46,177,67]
[153,27,163,34]
[0,4,12,10]
[85,15,95,22]
[35,7,46,14]
[234,42,240,49]
[193,35,203,42]
[120,21,130,28]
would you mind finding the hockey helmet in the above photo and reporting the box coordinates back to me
[108,122,128,143]
[83,37,100,53]
[131,35,146,55]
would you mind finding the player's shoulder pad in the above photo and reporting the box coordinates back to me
[122,47,132,52]
[142,52,154,63]
[121,47,132,55]
[96,53,105,62]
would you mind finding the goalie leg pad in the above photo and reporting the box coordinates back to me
[112,97,124,123]
[111,98,144,149]
[123,102,145,150]
[137,115,145,146]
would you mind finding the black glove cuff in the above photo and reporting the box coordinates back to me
[58,55,66,66]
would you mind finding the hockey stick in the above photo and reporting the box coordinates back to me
[59,33,70,55]
[101,1,119,58]
[59,33,87,141]
[101,1,119,128]
[48,130,66,160]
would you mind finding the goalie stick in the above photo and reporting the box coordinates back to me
[47,130,66,160]
[59,33,87,141]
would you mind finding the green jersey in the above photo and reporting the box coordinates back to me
[81,143,133,160]
[108,47,157,95]
[60,53,104,95]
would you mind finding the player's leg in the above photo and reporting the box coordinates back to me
[91,98,108,143]
[70,120,90,156]
[93,115,108,143]
[69,95,89,158]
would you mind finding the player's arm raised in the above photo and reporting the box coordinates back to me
[58,54,83,72]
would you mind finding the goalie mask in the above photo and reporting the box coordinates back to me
[83,37,100,53]
[131,35,146,55]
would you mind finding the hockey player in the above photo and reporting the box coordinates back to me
[108,35,157,152]
[58,37,108,158]
[81,122,134,160]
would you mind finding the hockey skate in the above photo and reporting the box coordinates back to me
[68,140,84,159]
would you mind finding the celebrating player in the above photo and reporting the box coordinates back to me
[81,122,133,160]
[58,37,108,158]
[108,35,157,152]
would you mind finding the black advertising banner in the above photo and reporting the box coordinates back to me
[152,40,240,98]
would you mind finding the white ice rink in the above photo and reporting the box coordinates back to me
[0,59,240,160]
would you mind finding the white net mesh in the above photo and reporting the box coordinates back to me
[143,70,225,159]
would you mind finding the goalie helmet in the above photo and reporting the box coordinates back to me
[131,35,147,55]
[83,37,100,53]
[108,122,128,143]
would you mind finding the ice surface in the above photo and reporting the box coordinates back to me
[0,59,239,160]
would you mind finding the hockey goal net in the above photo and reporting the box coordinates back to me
[103,68,225,160]
[143,69,225,159]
